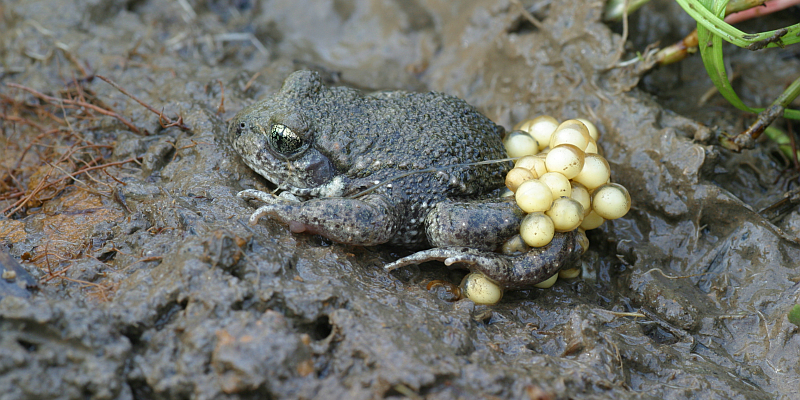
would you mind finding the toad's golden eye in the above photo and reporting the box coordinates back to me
[269,124,304,154]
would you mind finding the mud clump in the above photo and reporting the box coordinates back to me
[1,0,799,399]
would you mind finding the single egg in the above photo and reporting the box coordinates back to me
[591,183,631,220]
[515,155,547,178]
[515,155,537,170]
[580,210,605,230]
[504,130,539,158]
[545,144,585,180]
[521,115,559,151]
[558,267,581,279]
[460,272,503,305]
[550,119,591,151]
[534,273,559,289]
[546,197,585,232]
[513,119,530,131]
[576,118,600,141]
[519,212,555,248]
[570,182,592,217]
[505,167,535,192]
[585,140,598,154]
[501,234,531,254]
[573,154,611,190]
[515,180,554,213]
[538,172,571,198]
[576,229,589,253]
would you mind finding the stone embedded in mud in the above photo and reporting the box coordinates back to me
[0,250,36,300]
[212,311,313,394]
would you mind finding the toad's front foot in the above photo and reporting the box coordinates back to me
[237,189,285,225]
[385,231,583,289]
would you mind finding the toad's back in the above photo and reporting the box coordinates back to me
[305,85,511,198]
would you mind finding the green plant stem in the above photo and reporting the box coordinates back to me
[603,0,652,21]
[676,0,800,48]
[764,126,800,162]
[693,0,800,118]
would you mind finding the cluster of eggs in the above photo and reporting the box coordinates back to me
[460,116,631,305]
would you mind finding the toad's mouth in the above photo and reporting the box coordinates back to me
[264,175,347,201]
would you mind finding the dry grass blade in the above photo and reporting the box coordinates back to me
[96,75,190,130]
[5,83,143,135]
[2,157,139,216]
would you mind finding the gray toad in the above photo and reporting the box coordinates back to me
[227,70,582,289]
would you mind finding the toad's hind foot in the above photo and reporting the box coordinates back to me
[385,231,583,289]
[237,189,276,204]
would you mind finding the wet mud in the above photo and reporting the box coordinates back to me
[1,0,799,399]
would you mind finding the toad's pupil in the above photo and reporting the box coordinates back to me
[269,123,304,154]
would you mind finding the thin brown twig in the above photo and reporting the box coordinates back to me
[75,171,114,193]
[44,242,54,276]
[96,75,190,131]
[243,71,263,92]
[64,54,90,84]
[0,192,24,201]
[6,83,142,135]
[217,81,225,114]
[3,165,57,214]
[28,249,72,265]
[2,157,139,215]
[4,165,26,191]
[14,129,59,169]
[158,109,187,129]
[33,107,66,125]
[510,0,544,31]
[0,114,48,131]
[101,168,127,185]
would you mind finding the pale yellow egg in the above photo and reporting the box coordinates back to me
[504,130,540,158]
[591,183,631,220]
[521,115,559,151]
[546,197,585,232]
[534,273,559,289]
[575,118,600,141]
[545,144,585,180]
[515,180,554,213]
[460,273,503,305]
[538,172,571,198]
[573,154,611,190]
[550,119,591,151]
[580,210,605,230]
[519,212,555,248]
[505,167,535,192]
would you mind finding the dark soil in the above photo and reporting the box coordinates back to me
[1,0,799,399]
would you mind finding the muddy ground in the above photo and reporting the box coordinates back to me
[1,0,800,399]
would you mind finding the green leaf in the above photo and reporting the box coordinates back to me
[676,0,800,48]
[690,0,800,120]
[788,304,800,327]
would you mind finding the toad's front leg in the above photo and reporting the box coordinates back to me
[239,190,399,246]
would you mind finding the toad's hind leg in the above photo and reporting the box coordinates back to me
[424,199,524,251]
[385,231,584,289]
